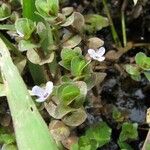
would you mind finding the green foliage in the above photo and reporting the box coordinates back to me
[0,134,15,145]
[117,122,138,150]
[35,0,59,20]
[60,48,90,77]
[135,52,150,70]
[119,122,138,142]
[118,141,133,150]
[85,14,109,33]
[0,39,58,150]
[126,52,150,81]
[71,122,112,150]
[0,3,11,21]
[60,48,82,70]
[71,56,89,77]
[0,0,110,148]
[15,18,36,40]
[57,83,80,105]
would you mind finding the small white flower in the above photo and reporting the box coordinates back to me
[16,30,24,37]
[88,47,105,62]
[31,81,53,102]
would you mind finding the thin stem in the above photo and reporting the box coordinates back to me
[102,0,121,47]
[121,0,128,47]
[121,12,126,47]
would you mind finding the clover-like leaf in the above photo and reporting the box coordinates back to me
[0,3,11,21]
[60,48,82,70]
[59,83,80,105]
[71,56,89,77]
[62,107,87,127]
[135,52,150,70]
[35,0,59,19]
[86,122,112,148]
[85,14,109,33]
[76,136,97,150]
[119,122,138,142]
[15,18,36,40]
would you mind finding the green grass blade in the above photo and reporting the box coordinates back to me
[0,38,58,150]
[22,0,36,21]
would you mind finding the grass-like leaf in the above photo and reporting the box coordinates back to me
[0,38,58,150]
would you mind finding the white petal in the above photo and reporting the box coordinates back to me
[35,97,46,102]
[96,47,105,56]
[45,81,53,95]
[88,49,96,56]
[96,56,105,62]
[32,86,45,97]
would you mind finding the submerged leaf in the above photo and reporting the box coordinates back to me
[62,7,73,16]
[45,101,75,119]
[62,107,87,126]
[88,37,104,49]
[27,49,41,64]
[49,120,70,141]
[63,35,82,49]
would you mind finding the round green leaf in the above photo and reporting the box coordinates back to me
[15,18,36,40]
[71,56,89,77]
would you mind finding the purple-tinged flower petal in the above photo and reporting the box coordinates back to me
[97,47,105,56]
[31,81,53,103]
[32,86,45,97]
